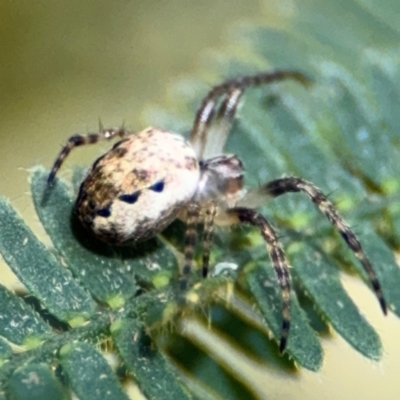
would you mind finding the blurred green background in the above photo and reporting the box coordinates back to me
[0,1,399,399]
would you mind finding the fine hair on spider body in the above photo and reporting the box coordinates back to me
[48,70,387,354]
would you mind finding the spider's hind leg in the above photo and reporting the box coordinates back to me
[48,127,131,184]
[253,176,387,315]
[202,202,218,278]
[179,201,218,287]
[179,203,201,291]
[226,207,292,353]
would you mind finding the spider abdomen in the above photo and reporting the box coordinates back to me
[76,127,200,244]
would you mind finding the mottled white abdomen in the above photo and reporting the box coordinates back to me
[76,128,200,244]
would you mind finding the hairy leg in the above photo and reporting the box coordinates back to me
[190,70,310,159]
[255,176,387,314]
[202,202,218,278]
[227,207,292,353]
[180,204,200,291]
[48,127,130,184]
[201,88,243,158]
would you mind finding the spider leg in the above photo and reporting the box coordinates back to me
[227,207,292,353]
[47,127,131,184]
[200,88,243,159]
[258,177,387,315]
[180,204,200,291]
[190,70,311,159]
[202,202,218,278]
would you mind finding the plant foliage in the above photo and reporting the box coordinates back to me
[1,0,400,398]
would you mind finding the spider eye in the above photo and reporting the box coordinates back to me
[119,191,141,204]
[149,181,164,192]
[96,207,111,218]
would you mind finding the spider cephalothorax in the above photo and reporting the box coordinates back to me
[48,70,387,353]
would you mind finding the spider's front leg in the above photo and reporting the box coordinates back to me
[190,70,311,159]
[226,207,292,354]
[47,127,131,184]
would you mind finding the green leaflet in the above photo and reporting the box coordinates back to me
[0,285,50,347]
[7,364,68,400]
[246,264,323,370]
[337,225,400,318]
[0,338,12,364]
[59,342,130,400]
[356,0,400,34]
[112,319,193,400]
[0,199,95,325]
[290,242,382,360]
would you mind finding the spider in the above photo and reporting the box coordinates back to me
[47,70,387,353]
